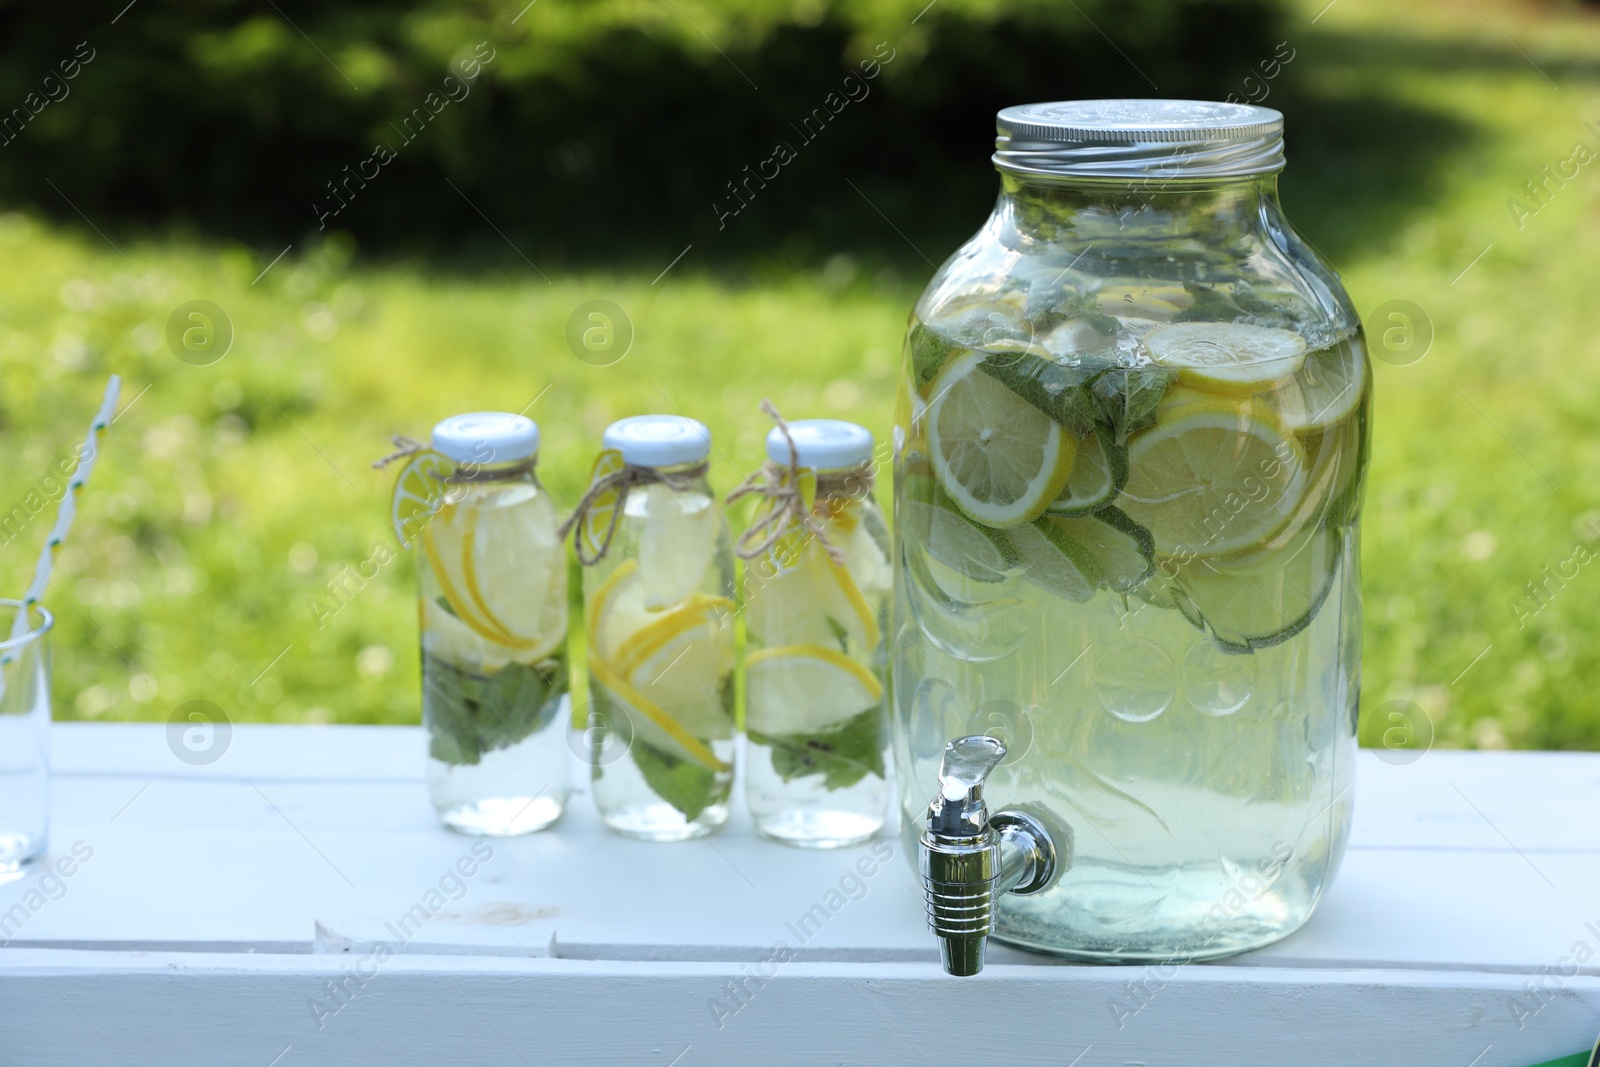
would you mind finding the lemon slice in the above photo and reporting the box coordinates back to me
[1118,396,1307,557]
[637,484,718,610]
[421,507,519,648]
[421,595,513,673]
[589,658,729,770]
[586,557,732,768]
[1178,525,1343,651]
[1245,411,1359,559]
[1150,381,1228,416]
[744,553,840,649]
[899,498,1013,584]
[1001,519,1099,602]
[422,495,566,657]
[612,594,735,679]
[838,516,891,597]
[927,352,1076,528]
[1145,322,1307,396]
[817,494,863,535]
[828,558,882,650]
[390,449,453,547]
[745,644,884,736]
[1047,506,1155,593]
[1277,338,1367,432]
[1095,283,1194,320]
[745,540,881,653]
[585,558,644,659]
[619,609,734,736]
[1048,426,1127,516]
[460,493,566,660]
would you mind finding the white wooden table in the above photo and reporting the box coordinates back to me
[1,724,1597,1066]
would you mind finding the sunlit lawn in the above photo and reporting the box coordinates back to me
[3,0,1599,750]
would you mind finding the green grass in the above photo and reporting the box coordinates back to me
[0,228,907,728]
[1296,0,1600,750]
[3,0,1599,751]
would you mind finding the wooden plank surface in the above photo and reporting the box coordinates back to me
[4,953,1597,1067]
[0,724,1596,1066]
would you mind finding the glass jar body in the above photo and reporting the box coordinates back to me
[419,470,571,836]
[584,473,737,841]
[744,488,893,848]
[892,173,1369,960]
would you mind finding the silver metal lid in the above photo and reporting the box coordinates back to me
[994,99,1285,180]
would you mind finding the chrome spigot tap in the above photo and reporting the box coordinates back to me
[919,735,1057,976]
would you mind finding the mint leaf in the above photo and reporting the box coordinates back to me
[630,740,720,822]
[591,681,730,821]
[907,321,955,389]
[977,350,1110,437]
[423,651,567,766]
[1174,282,1243,323]
[751,705,887,792]
[1090,365,1175,444]
[1026,273,1114,333]
[1082,309,1122,336]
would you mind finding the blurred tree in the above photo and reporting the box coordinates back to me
[0,0,1283,267]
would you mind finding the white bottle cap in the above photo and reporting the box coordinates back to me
[603,414,711,467]
[766,419,874,469]
[430,412,540,464]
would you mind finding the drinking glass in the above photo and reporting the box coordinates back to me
[0,601,52,884]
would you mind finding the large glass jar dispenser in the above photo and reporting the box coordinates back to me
[894,100,1369,971]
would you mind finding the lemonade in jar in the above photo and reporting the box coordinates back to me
[393,413,571,836]
[733,416,891,848]
[568,416,737,841]
[895,101,1369,961]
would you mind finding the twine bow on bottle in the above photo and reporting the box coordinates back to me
[724,400,873,569]
[372,435,537,483]
[558,450,710,566]
[372,435,429,470]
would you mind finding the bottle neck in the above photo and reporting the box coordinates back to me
[652,459,710,476]
[802,463,875,502]
[443,453,540,505]
[997,172,1278,247]
[637,460,714,501]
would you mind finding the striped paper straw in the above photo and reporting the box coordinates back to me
[7,374,122,645]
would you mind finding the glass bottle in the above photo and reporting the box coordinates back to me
[416,413,571,835]
[578,415,736,841]
[894,101,1369,961]
[741,420,891,847]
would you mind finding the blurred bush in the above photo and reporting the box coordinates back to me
[0,0,1283,266]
